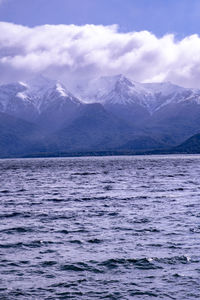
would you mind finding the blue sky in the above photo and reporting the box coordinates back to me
[1,0,200,37]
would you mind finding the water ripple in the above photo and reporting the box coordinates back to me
[1,155,200,299]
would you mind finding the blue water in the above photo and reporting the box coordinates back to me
[1,155,200,299]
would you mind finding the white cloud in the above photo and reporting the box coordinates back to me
[1,22,200,88]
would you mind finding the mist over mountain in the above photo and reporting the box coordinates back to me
[1,74,200,157]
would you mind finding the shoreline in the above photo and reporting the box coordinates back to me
[1,150,200,160]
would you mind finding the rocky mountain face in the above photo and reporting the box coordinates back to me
[1,74,200,157]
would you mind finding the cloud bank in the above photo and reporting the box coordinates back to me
[1,22,200,88]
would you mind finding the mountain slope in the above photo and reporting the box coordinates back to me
[119,136,166,151]
[46,103,137,152]
[172,133,200,153]
[0,112,46,157]
[0,82,38,122]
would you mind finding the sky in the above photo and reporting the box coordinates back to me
[1,0,200,37]
[1,0,200,88]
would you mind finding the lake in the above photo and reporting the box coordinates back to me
[0,155,200,299]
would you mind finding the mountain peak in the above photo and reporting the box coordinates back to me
[113,74,128,81]
[75,74,200,113]
[100,74,134,86]
[114,74,135,89]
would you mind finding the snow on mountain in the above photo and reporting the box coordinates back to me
[0,82,34,115]
[30,77,81,112]
[2,74,200,155]
[25,75,81,112]
[0,75,81,117]
[75,74,145,103]
[76,74,200,114]
[1,74,200,122]
[143,81,185,96]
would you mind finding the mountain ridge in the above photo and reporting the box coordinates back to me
[74,74,200,114]
[1,74,200,157]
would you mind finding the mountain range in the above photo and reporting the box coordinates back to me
[1,74,200,157]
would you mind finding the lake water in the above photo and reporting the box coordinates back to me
[0,155,200,299]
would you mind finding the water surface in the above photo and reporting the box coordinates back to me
[0,155,200,299]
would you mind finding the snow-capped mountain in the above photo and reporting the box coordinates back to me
[0,81,37,121]
[0,75,81,113]
[1,74,200,157]
[74,74,200,146]
[76,74,148,104]
[0,75,82,126]
[76,74,200,114]
[26,75,81,113]
[1,74,200,121]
